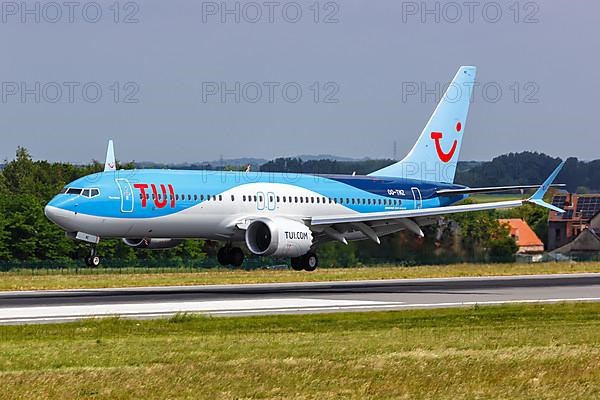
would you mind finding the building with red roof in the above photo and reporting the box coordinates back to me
[498,219,544,254]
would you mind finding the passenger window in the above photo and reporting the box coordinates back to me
[194,194,198,201]
[300,197,303,203]
[231,195,235,201]
[219,195,222,201]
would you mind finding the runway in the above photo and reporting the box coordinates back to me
[1,273,600,324]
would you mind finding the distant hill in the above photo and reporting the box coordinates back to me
[293,154,359,162]
[455,152,600,193]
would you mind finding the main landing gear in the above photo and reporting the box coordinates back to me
[217,244,245,267]
[85,246,101,267]
[290,252,318,272]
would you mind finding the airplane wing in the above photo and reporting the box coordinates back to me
[311,161,566,227]
[436,184,565,196]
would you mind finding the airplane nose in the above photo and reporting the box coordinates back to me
[44,203,76,231]
[44,204,60,224]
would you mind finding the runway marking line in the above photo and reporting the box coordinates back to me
[2,297,600,324]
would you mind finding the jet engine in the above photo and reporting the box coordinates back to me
[245,218,313,257]
[122,238,183,249]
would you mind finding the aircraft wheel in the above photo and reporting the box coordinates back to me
[290,257,303,271]
[90,255,101,267]
[217,247,230,266]
[229,247,245,267]
[85,255,101,267]
[304,253,318,272]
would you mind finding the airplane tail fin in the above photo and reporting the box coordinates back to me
[369,66,476,183]
[104,140,116,172]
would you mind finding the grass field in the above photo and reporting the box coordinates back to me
[0,262,599,291]
[0,303,599,399]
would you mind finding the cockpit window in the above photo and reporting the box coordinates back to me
[63,187,100,197]
[59,187,68,194]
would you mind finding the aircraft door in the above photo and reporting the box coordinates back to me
[411,187,423,209]
[116,178,134,213]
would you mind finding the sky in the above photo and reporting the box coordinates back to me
[1,0,599,164]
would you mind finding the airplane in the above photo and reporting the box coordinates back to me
[44,66,565,269]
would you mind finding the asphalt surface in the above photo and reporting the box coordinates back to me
[1,273,600,324]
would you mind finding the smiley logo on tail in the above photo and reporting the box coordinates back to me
[430,122,462,163]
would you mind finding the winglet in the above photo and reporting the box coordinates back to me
[104,140,116,172]
[525,160,566,213]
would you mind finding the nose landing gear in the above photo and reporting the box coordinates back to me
[85,246,101,267]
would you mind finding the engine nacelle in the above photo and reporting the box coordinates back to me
[245,218,313,257]
[122,238,183,250]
